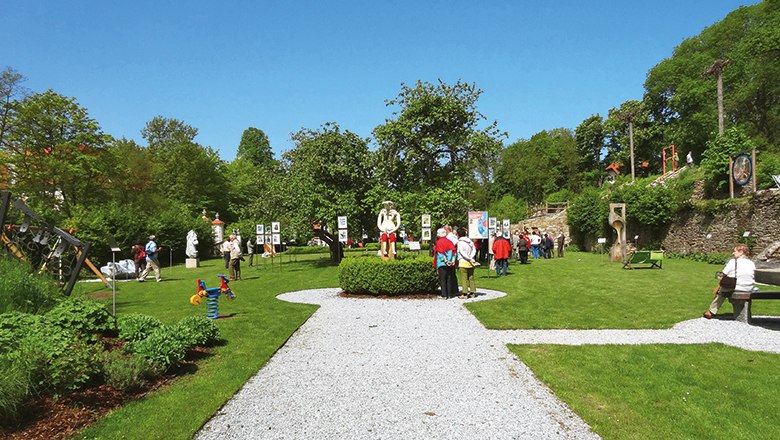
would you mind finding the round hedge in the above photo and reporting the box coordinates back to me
[338,254,438,295]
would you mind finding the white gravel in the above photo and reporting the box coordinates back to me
[196,288,780,439]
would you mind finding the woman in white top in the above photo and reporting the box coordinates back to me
[457,228,480,298]
[703,244,755,319]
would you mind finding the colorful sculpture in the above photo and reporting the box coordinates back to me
[190,274,236,319]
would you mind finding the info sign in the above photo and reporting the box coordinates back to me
[468,211,489,239]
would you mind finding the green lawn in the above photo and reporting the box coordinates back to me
[70,251,780,439]
[466,251,780,329]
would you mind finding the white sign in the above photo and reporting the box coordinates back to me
[742,231,751,237]
[338,229,348,243]
[256,224,264,235]
[256,235,265,245]
[271,222,281,233]
[489,217,497,229]
[706,233,713,240]
[597,237,607,244]
[421,215,431,228]
[502,219,510,231]
[408,241,421,251]
[272,233,281,245]
[337,216,348,229]
[421,228,431,241]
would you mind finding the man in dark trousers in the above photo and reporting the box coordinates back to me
[557,233,566,257]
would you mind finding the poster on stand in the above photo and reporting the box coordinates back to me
[421,215,431,228]
[272,234,281,245]
[256,224,264,235]
[337,216,348,229]
[468,211,489,239]
[421,228,432,241]
[503,219,511,238]
[271,222,280,233]
[488,217,497,229]
[338,230,348,242]
[256,235,265,245]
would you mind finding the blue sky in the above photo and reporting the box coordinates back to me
[2,1,758,160]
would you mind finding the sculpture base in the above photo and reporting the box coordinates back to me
[186,258,200,268]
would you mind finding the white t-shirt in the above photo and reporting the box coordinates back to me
[722,256,755,291]
[530,234,542,245]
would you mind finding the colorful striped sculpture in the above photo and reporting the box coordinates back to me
[190,274,236,319]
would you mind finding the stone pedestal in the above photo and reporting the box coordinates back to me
[186,258,200,268]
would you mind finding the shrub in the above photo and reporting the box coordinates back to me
[99,350,153,391]
[0,312,47,351]
[665,251,731,265]
[0,355,32,425]
[0,256,62,314]
[45,297,116,341]
[118,313,163,343]
[173,315,221,347]
[338,254,438,295]
[129,325,189,371]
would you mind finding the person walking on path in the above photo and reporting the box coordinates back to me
[246,237,255,267]
[138,235,161,282]
[456,227,479,298]
[433,228,457,299]
[492,231,511,277]
[704,244,755,319]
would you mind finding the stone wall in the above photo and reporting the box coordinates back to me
[661,189,780,254]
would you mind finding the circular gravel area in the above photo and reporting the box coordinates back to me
[196,288,599,439]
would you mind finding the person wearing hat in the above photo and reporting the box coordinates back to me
[138,234,161,282]
[433,227,457,299]
[492,230,511,277]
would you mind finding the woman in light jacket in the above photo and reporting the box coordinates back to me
[457,227,480,298]
[703,244,755,319]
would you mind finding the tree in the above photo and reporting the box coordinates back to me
[575,114,605,171]
[373,80,505,192]
[603,100,662,175]
[282,123,375,237]
[236,127,273,166]
[4,90,110,217]
[0,67,28,149]
[141,116,198,148]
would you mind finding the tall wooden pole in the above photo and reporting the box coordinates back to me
[629,121,636,182]
[705,59,730,136]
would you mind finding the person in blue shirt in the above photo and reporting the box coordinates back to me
[138,235,162,282]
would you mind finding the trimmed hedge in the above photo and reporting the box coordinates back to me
[338,254,438,295]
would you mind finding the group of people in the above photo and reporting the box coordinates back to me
[132,235,162,283]
[432,225,481,299]
[220,234,259,281]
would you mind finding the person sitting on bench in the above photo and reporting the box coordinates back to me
[703,244,755,319]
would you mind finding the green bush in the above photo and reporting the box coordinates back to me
[99,350,154,391]
[285,246,330,255]
[45,297,116,341]
[338,254,438,295]
[0,355,32,425]
[118,313,163,343]
[665,251,731,265]
[0,312,47,351]
[0,256,62,314]
[173,315,221,347]
[129,325,189,371]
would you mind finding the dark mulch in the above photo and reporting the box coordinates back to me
[0,346,209,440]
[338,291,442,300]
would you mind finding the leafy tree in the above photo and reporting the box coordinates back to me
[700,126,756,194]
[373,80,504,192]
[566,187,609,249]
[603,100,663,175]
[4,90,111,217]
[102,138,157,207]
[0,67,28,149]
[236,127,273,166]
[488,194,527,223]
[574,114,606,186]
[281,123,374,238]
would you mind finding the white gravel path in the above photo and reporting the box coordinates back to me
[196,287,780,439]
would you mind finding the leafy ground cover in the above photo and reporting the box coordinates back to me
[466,251,780,329]
[511,344,780,440]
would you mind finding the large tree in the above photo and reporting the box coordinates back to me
[0,67,28,150]
[373,80,505,192]
[236,127,273,166]
[4,90,110,217]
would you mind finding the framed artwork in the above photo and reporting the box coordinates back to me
[256,235,265,245]
[272,234,281,245]
[732,153,752,187]
[256,224,264,235]
[468,211,488,239]
[338,229,348,242]
[489,217,497,229]
[271,222,281,233]
[421,215,431,228]
[502,219,510,231]
[337,216,348,229]
[421,228,432,241]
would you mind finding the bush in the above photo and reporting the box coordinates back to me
[99,350,154,392]
[338,254,438,295]
[0,256,62,314]
[118,313,163,343]
[0,355,32,425]
[45,297,116,341]
[173,316,221,347]
[129,325,189,371]
[665,251,731,265]
[0,312,47,351]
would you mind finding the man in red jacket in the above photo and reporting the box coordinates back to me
[492,231,512,277]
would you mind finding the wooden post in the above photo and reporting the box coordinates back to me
[752,148,757,193]
[629,121,635,182]
[729,156,735,199]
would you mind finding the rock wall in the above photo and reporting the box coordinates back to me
[661,189,780,255]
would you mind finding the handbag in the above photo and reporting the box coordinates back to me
[718,259,737,295]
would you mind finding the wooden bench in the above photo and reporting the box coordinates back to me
[623,250,664,269]
[729,290,780,323]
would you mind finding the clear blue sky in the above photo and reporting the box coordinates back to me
[2,0,759,160]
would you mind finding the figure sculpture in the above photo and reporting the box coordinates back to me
[377,200,401,260]
[186,229,199,259]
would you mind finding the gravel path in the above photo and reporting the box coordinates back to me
[196,288,599,439]
[196,288,780,439]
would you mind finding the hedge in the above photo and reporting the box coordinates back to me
[338,254,438,295]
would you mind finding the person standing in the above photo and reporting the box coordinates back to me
[457,227,479,298]
[131,243,146,277]
[492,231,511,277]
[686,150,694,168]
[703,244,755,319]
[543,233,554,259]
[246,237,255,267]
[556,232,566,258]
[228,235,242,280]
[433,228,457,299]
[221,239,231,270]
[529,229,542,259]
[138,235,161,282]
[517,232,529,264]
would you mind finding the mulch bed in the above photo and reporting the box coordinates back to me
[0,347,209,440]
